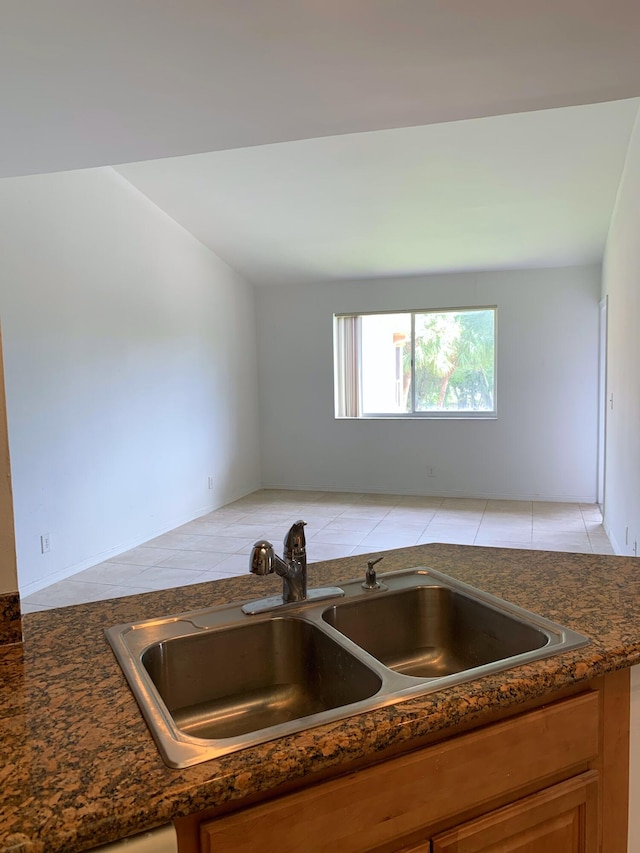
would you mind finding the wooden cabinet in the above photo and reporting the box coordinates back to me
[177,671,629,853]
[431,772,598,852]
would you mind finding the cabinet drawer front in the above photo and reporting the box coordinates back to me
[431,771,599,853]
[200,692,599,853]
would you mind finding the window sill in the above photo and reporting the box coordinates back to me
[335,414,498,421]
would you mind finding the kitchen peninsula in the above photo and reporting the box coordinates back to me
[1,543,639,852]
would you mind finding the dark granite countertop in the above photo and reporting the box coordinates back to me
[2,543,640,853]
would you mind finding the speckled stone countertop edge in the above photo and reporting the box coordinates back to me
[2,543,640,853]
[0,592,21,646]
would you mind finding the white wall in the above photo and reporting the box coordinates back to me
[601,109,640,556]
[0,167,260,594]
[601,111,640,853]
[256,266,600,501]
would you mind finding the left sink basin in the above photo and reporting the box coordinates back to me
[142,617,382,741]
[106,609,382,768]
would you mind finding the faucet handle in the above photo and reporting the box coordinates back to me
[250,540,276,575]
[283,520,307,559]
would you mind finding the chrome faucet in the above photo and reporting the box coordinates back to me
[250,519,308,604]
[243,519,345,615]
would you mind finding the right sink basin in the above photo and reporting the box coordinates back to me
[322,586,549,678]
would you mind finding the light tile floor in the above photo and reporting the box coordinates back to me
[21,491,614,612]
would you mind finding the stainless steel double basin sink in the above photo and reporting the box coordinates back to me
[105,568,589,768]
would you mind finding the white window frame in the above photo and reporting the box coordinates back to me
[334,306,497,419]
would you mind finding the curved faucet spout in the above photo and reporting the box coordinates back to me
[284,520,307,561]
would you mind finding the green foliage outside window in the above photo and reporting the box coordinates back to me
[404,309,495,412]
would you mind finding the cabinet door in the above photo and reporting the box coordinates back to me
[431,771,598,853]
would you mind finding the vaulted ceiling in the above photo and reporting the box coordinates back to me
[3,1,640,284]
[116,99,639,285]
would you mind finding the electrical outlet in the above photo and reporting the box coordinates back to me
[40,533,51,554]
[634,540,638,557]
[427,466,436,477]
[626,526,629,545]
[207,476,214,490]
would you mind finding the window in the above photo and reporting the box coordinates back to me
[334,307,496,418]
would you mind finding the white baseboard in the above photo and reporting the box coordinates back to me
[259,482,598,504]
[602,519,624,556]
